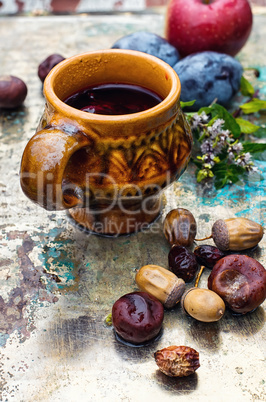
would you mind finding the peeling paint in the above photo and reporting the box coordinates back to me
[0,234,59,346]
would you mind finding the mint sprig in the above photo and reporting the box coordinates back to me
[184,75,266,189]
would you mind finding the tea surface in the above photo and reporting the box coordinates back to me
[64,83,162,115]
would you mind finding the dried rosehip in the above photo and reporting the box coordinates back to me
[194,245,226,268]
[38,54,65,82]
[168,245,198,282]
[163,208,197,247]
[112,291,164,345]
[0,75,27,109]
[154,345,200,377]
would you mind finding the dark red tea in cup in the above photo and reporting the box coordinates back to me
[64,83,163,115]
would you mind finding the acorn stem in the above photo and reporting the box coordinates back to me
[195,235,213,241]
[195,265,205,288]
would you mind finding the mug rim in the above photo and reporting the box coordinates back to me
[43,49,181,125]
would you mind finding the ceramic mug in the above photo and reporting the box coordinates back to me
[20,49,192,235]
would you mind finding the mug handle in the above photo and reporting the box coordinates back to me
[20,128,92,210]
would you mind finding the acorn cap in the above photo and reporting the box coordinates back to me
[164,279,186,309]
[211,219,229,251]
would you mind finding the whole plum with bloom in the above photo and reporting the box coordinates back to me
[166,0,253,58]
[112,291,164,344]
[173,51,243,110]
[111,31,180,66]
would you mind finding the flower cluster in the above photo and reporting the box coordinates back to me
[187,110,258,186]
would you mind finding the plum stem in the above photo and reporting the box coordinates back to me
[195,266,205,288]
[195,235,213,241]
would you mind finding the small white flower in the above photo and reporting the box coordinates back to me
[250,166,259,173]
[200,111,209,123]
[213,142,224,155]
[235,152,252,168]
[244,152,251,163]
[201,140,212,154]
[203,153,216,167]
[228,151,235,161]
[208,119,225,137]
[191,113,203,129]
[235,158,244,166]
[234,143,243,152]
[229,143,243,155]
[221,129,230,138]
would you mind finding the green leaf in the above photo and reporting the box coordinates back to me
[191,158,202,169]
[210,104,241,138]
[213,163,245,189]
[240,98,266,114]
[207,115,219,127]
[242,142,266,155]
[180,100,196,108]
[235,118,260,134]
[184,112,196,118]
[252,126,266,138]
[240,75,255,97]
[252,151,266,161]
[198,106,212,115]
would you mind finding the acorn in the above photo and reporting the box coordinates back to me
[181,287,225,322]
[196,217,263,251]
[163,208,197,247]
[135,264,186,308]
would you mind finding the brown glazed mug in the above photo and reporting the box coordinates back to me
[20,49,192,235]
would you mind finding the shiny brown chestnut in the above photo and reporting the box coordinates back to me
[0,75,27,109]
[38,54,65,82]
[208,254,266,314]
[112,291,164,345]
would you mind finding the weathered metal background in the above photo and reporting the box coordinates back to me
[0,10,265,402]
[0,0,265,15]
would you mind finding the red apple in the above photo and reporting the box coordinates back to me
[165,0,253,58]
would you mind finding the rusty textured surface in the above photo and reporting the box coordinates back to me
[0,12,265,402]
